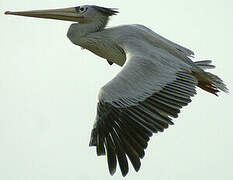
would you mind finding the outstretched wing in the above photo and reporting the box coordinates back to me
[89,44,198,176]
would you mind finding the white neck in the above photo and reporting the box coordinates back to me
[67,16,109,44]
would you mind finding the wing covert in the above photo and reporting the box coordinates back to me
[89,51,198,176]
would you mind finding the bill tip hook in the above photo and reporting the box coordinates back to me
[5,11,11,15]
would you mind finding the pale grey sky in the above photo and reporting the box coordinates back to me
[1,0,233,179]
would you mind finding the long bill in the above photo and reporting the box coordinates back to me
[5,7,84,22]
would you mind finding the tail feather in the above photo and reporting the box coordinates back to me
[194,60,215,70]
[193,60,228,95]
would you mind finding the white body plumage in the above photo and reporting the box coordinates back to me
[5,5,228,177]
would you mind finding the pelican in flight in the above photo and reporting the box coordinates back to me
[5,5,228,176]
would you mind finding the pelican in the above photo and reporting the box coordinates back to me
[5,5,228,176]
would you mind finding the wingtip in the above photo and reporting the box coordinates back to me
[109,168,117,176]
[122,172,128,177]
[134,161,141,172]
[89,128,97,146]
[89,137,96,146]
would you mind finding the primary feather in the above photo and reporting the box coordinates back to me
[5,4,228,177]
[74,6,227,176]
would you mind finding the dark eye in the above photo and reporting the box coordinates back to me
[80,7,84,11]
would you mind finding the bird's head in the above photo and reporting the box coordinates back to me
[5,5,118,24]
